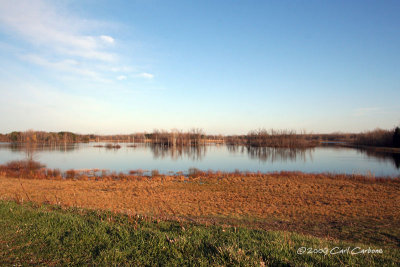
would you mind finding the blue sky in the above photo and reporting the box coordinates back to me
[0,0,399,134]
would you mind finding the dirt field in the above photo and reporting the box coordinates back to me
[1,172,399,247]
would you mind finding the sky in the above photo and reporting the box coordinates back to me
[0,0,399,135]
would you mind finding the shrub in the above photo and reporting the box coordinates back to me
[188,167,205,178]
[5,160,44,172]
[151,170,160,177]
[66,169,76,179]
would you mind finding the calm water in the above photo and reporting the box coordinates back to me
[0,142,399,176]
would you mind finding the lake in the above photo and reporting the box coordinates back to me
[0,142,399,177]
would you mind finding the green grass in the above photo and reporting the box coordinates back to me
[0,201,398,266]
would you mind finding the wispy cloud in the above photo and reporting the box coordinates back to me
[100,35,115,45]
[0,0,143,83]
[136,72,154,79]
[116,75,127,81]
[0,1,116,61]
[21,54,110,81]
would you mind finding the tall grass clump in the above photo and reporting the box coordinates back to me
[0,160,45,177]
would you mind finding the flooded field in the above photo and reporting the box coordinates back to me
[0,142,399,176]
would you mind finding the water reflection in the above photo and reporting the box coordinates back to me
[0,142,399,174]
[1,142,79,153]
[150,144,206,161]
[357,148,400,169]
[226,145,313,162]
[245,146,313,163]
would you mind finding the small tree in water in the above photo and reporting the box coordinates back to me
[394,127,400,148]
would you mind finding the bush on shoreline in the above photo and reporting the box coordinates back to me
[354,127,400,148]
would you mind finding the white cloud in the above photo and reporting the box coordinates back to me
[0,1,155,87]
[136,72,154,79]
[0,1,116,62]
[22,54,110,82]
[100,35,115,44]
[0,0,133,84]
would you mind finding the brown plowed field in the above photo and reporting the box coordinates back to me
[1,173,399,247]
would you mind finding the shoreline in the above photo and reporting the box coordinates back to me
[1,162,399,180]
[332,143,400,153]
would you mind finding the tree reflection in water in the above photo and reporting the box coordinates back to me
[226,144,400,169]
[149,144,206,161]
[357,148,400,169]
[245,146,313,163]
[226,145,313,163]
[7,143,79,153]
[1,142,399,170]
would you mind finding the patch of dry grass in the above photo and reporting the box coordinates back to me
[0,170,399,247]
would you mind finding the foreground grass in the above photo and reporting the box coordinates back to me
[1,201,398,266]
[1,172,399,248]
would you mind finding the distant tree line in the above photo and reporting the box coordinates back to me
[225,129,318,148]
[4,130,91,143]
[394,127,400,148]
[0,129,210,146]
[354,127,400,148]
[1,127,399,148]
[247,129,316,148]
[146,128,205,146]
[0,133,8,142]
